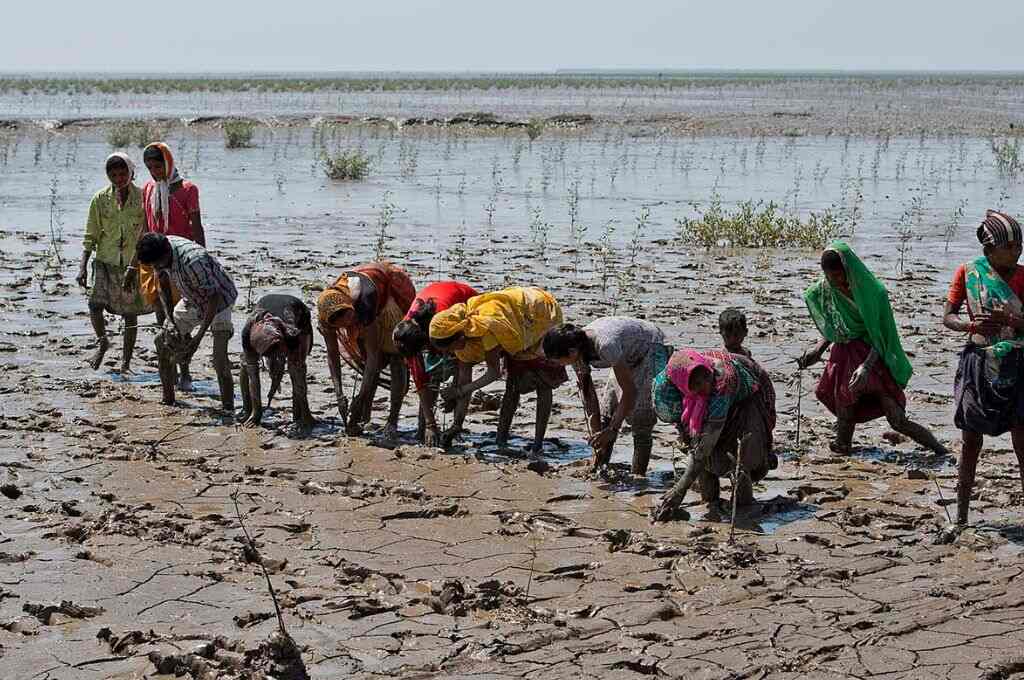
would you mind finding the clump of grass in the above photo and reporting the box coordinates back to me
[323,149,370,180]
[106,120,162,148]
[676,196,839,250]
[223,120,256,149]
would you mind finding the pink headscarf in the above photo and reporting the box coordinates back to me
[666,349,714,436]
[250,313,299,356]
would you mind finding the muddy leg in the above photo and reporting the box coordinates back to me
[239,359,252,420]
[631,411,656,476]
[121,314,137,373]
[496,377,520,448]
[212,331,234,413]
[698,470,721,505]
[531,386,553,454]
[1012,427,1024,500]
[87,303,109,370]
[957,429,983,525]
[155,331,176,406]
[384,355,408,443]
[177,330,193,392]
[831,409,855,454]
[881,396,948,455]
[289,356,314,435]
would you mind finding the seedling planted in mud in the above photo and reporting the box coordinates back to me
[374,191,400,261]
[945,198,968,252]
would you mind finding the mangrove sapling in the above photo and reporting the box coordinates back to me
[626,206,650,284]
[945,199,968,252]
[597,218,618,300]
[991,137,1023,176]
[47,175,65,269]
[529,206,552,258]
[894,190,924,276]
[323,149,370,180]
[374,191,399,261]
[223,119,256,149]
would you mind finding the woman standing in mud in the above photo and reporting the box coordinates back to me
[943,211,1024,526]
[428,286,565,453]
[139,142,205,391]
[651,348,777,521]
[542,318,672,475]
[317,262,416,442]
[239,294,315,435]
[77,153,151,373]
[393,280,479,447]
[797,241,947,456]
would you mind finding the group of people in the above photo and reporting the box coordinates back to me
[78,143,1024,528]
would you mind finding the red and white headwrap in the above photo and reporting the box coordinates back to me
[143,142,182,232]
[977,210,1022,248]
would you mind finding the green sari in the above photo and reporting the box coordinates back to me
[803,241,913,388]
[964,255,1024,377]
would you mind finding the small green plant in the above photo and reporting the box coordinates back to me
[525,119,545,143]
[323,149,370,180]
[894,190,924,275]
[991,137,1023,175]
[945,198,968,252]
[676,195,838,250]
[223,120,256,149]
[106,120,161,148]
[374,191,399,260]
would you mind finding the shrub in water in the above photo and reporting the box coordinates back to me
[224,120,256,149]
[676,196,839,250]
[323,150,370,180]
[107,121,161,148]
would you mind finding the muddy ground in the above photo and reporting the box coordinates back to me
[2,100,1024,677]
[3,217,1024,680]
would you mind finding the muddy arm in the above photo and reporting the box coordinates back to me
[350,322,383,431]
[319,324,349,421]
[458,347,502,397]
[448,361,475,435]
[240,350,262,426]
[652,424,724,522]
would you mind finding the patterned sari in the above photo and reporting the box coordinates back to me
[955,256,1024,435]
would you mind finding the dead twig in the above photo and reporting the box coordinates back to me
[932,474,953,524]
[231,489,289,638]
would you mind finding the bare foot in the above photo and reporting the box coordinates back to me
[88,339,110,371]
[381,424,399,445]
[177,369,193,392]
[118,363,135,376]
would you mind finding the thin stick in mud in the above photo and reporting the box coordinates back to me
[231,489,289,638]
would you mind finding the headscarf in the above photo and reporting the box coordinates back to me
[317,281,355,330]
[249,312,300,356]
[105,152,136,181]
[665,349,714,436]
[144,142,182,232]
[977,210,1022,248]
[429,287,562,364]
[804,241,913,387]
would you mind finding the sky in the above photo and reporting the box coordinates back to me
[4,0,1024,73]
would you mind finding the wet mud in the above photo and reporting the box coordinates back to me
[2,96,1024,678]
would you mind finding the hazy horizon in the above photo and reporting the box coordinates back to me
[4,1,1023,73]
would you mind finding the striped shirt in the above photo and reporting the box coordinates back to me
[162,236,237,314]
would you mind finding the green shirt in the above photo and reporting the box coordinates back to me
[83,184,144,267]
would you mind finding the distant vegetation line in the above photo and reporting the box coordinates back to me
[3,71,1024,95]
